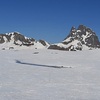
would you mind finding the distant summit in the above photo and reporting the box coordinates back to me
[0,32,50,50]
[48,25,100,51]
[0,25,100,51]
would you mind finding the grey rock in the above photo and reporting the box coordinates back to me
[39,40,47,46]
[49,25,100,51]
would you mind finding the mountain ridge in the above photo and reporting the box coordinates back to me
[0,25,100,51]
[49,25,100,51]
[0,32,50,50]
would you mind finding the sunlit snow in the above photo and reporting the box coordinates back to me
[0,49,100,100]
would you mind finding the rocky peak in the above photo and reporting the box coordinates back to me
[49,25,100,51]
[0,32,35,46]
[0,32,50,50]
[65,26,76,39]
[77,25,86,31]
[64,25,100,47]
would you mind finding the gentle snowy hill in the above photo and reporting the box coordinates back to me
[0,49,100,100]
[0,32,50,50]
[49,25,100,51]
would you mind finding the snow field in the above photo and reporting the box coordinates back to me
[0,49,100,100]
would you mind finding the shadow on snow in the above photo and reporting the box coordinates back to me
[15,60,64,68]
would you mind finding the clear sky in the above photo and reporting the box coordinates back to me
[0,0,100,43]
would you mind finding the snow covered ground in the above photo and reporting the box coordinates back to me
[0,48,100,100]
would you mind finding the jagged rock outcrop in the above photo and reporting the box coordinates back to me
[48,25,100,51]
[39,40,47,46]
[0,32,50,50]
[0,25,100,51]
[0,32,35,46]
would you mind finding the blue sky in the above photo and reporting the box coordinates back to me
[0,0,100,43]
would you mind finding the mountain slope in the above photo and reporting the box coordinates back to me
[0,25,100,51]
[49,25,100,51]
[0,32,50,50]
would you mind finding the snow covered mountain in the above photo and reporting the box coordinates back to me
[0,32,50,50]
[49,25,100,51]
[0,25,100,51]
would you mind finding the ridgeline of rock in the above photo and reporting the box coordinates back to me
[0,25,100,51]
[0,32,49,50]
[48,25,100,51]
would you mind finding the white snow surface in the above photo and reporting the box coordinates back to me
[0,49,100,100]
[0,40,49,50]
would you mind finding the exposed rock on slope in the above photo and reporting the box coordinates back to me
[0,25,100,51]
[0,32,49,50]
[48,25,100,51]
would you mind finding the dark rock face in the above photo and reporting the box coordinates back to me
[39,40,47,46]
[0,32,49,49]
[49,25,100,51]
[85,35,100,48]
[0,35,5,43]
[13,32,26,42]
[13,32,35,46]
[0,32,35,46]
[0,34,12,43]
[48,45,69,51]
[65,26,76,39]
